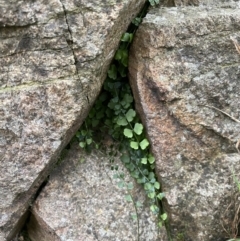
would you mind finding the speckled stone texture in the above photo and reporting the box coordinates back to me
[0,0,146,240]
[160,0,240,7]
[27,143,164,241]
[129,3,240,241]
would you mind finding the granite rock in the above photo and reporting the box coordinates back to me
[160,0,240,7]
[129,4,240,241]
[27,143,164,241]
[0,0,146,239]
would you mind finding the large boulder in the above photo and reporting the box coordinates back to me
[27,143,162,241]
[129,3,240,241]
[0,0,146,240]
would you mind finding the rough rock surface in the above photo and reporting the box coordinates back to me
[160,0,240,7]
[27,142,163,241]
[0,0,146,240]
[129,4,240,241]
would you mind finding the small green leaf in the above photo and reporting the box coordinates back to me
[121,154,130,164]
[118,63,127,77]
[158,221,163,228]
[154,182,160,189]
[117,116,128,126]
[136,201,143,207]
[86,138,92,145]
[157,193,165,200]
[119,173,125,179]
[139,139,149,150]
[148,155,155,164]
[95,101,103,110]
[149,0,155,6]
[149,0,159,6]
[141,176,147,184]
[142,169,149,176]
[125,109,136,122]
[127,183,134,190]
[96,111,104,120]
[123,93,133,103]
[130,141,139,150]
[114,49,122,60]
[92,119,99,127]
[88,108,96,118]
[131,170,139,179]
[150,177,156,184]
[132,17,142,26]
[137,177,146,184]
[123,128,133,138]
[112,97,119,103]
[120,99,126,106]
[121,50,128,67]
[137,179,142,184]
[79,142,86,148]
[129,33,133,43]
[107,64,117,80]
[150,204,159,214]
[113,174,119,179]
[108,101,115,110]
[79,157,85,163]
[121,32,132,42]
[144,182,152,191]
[105,109,113,118]
[125,194,133,202]
[148,172,155,179]
[134,123,143,135]
[131,213,137,221]
[141,157,147,164]
[161,213,168,221]
[150,164,155,170]
[148,192,156,199]
[117,181,125,189]
[81,130,87,136]
[114,104,121,110]
[128,163,135,172]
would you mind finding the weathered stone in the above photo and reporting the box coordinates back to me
[160,0,199,7]
[129,4,240,241]
[0,0,146,240]
[27,142,163,241]
[160,0,240,7]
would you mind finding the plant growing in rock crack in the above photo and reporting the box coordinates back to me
[76,0,168,235]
